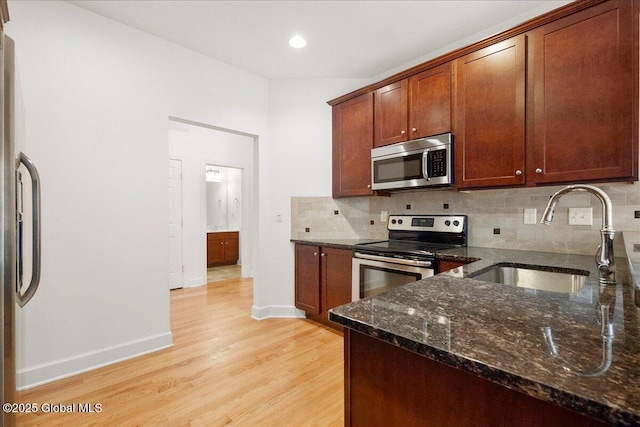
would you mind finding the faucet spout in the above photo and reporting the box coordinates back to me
[540,185,615,284]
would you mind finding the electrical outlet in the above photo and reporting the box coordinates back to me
[568,207,593,225]
[276,211,283,222]
[380,211,388,222]
[523,208,537,225]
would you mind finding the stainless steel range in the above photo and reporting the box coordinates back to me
[352,214,468,300]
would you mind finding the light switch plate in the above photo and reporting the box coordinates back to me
[523,208,537,225]
[380,210,388,222]
[569,207,593,225]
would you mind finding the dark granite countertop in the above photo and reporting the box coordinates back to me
[330,246,640,426]
[290,238,384,250]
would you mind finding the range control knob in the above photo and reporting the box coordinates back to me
[398,219,403,225]
[453,220,460,226]
[444,220,451,226]
[391,219,397,224]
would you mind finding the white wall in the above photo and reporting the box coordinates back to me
[254,79,369,318]
[169,125,253,287]
[8,0,268,388]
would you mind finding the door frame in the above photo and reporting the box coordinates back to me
[168,157,184,289]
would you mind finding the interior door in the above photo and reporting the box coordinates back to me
[168,159,184,290]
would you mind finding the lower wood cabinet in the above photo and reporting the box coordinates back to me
[345,329,605,427]
[207,231,239,267]
[295,244,352,329]
[438,259,470,273]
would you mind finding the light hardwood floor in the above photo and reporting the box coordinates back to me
[17,278,344,426]
[207,264,242,283]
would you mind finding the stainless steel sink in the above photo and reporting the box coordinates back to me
[468,264,589,293]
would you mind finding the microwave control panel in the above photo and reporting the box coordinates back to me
[430,149,447,177]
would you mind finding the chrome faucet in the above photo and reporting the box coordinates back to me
[540,185,615,284]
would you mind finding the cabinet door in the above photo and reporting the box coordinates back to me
[207,234,225,267]
[409,63,452,139]
[529,0,636,184]
[375,80,409,147]
[295,245,321,314]
[332,92,375,198]
[321,247,353,313]
[455,35,526,189]
[224,233,239,263]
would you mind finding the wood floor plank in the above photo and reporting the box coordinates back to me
[16,278,344,426]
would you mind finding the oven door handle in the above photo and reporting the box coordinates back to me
[354,252,432,267]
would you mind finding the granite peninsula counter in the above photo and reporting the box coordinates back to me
[330,247,640,426]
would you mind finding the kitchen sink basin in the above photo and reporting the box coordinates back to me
[468,264,589,293]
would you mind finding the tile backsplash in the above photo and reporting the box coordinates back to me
[292,181,640,255]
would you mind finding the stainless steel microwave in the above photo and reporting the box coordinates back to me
[371,133,453,191]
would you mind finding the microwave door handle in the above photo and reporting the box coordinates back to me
[422,149,431,181]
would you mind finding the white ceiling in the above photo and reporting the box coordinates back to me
[66,0,571,80]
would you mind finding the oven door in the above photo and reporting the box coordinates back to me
[352,253,434,300]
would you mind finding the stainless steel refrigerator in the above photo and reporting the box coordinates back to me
[0,33,41,427]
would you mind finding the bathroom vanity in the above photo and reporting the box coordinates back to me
[206,231,239,267]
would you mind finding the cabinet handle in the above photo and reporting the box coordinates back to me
[367,184,371,189]
[412,128,417,133]
[321,253,326,257]
[220,242,224,245]
[515,169,522,176]
[400,130,406,135]
[535,168,543,174]
[313,252,318,256]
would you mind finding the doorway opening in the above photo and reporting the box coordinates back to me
[168,116,257,290]
[206,165,243,283]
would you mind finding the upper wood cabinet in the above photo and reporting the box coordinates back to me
[375,80,408,147]
[528,0,636,185]
[329,0,638,193]
[409,63,452,140]
[454,35,526,189]
[374,63,452,147]
[332,92,375,197]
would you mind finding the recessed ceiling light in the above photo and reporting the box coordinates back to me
[289,34,307,49]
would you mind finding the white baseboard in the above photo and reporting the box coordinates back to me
[186,277,205,287]
[17,332,174,390]
[251,305,306,320]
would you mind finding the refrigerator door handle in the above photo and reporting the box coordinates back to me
[16,152,41,307]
